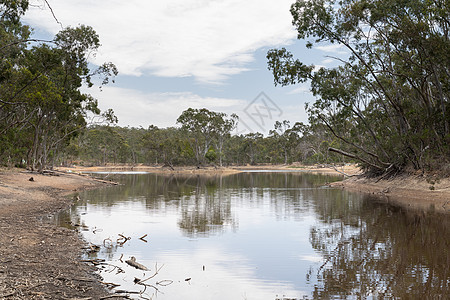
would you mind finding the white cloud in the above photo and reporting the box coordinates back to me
[85,86,309,134]
[315,44,347,55]
[25,0,297,83]
[321,58,335,65]
[287,84,310,95]
[86,86,246,128]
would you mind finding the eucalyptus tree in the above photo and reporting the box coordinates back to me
[242,132,264,165]
[269,120,304,164]
[0,0,118,170]
[142,126,194,166]
[24,26,117,170]
[177,108,237,166]
[213,113,238,166]
[268,0,450,175]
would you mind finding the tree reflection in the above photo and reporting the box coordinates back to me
[310,194,449,298]
[75,172,340,238]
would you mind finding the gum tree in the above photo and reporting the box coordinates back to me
[0,1,118,169]
[268,0,450,175]
[177,108,237,166]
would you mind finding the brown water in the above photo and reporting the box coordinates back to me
[57,172,449,299]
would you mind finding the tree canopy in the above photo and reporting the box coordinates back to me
[268,0,450,175]
[0,1,117,170]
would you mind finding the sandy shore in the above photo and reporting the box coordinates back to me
[0,169,115,299]
[1,164,448,298]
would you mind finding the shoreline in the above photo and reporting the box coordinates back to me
[0,169,114,299]
[1,164,448,298]
[55,162,361,176]
[331,175,450,213]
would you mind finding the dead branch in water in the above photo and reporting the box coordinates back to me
[139,234,148,242]
[136,263,165,284]
[125,256,149,271]
[117,234,131,246]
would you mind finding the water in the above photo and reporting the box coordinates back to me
[57,172,449,299]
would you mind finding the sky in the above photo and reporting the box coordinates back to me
[23,0,345,134]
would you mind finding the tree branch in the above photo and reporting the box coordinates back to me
[328,147,384,171]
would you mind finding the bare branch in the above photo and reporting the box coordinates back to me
[43,0,63,29]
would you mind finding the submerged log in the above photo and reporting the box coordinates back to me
[125,256,149,271]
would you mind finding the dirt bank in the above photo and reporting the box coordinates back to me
[331,174,450,213]
[0,169,117,299]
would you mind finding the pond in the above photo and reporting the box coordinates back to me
[57,172,449,299]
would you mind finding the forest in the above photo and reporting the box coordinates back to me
[52,111,344,168]
[1,0,449,176]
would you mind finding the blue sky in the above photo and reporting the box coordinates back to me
[24,0,345,134]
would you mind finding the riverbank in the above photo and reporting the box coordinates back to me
[0,169,115,299]
[331,174,450,213]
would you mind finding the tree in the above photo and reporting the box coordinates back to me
[269,120,302,164]
[176,108,237,166]
[213,113,238,166]
[243,132,264,165]
[142,126,193,166]
[0,2,118,170]
[268,0,450,175]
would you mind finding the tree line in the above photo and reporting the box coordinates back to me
[59,108,347,167]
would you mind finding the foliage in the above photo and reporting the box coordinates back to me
[0,2,117,170]
[0,1,358,169]
[267,0,450,175]
[64,115,345,167]
[176,108,237,165]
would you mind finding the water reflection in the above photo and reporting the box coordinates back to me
[57,172,449,299]
[310,195,450,298]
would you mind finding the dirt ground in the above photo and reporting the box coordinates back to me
[0,169,119,299]
[0,164,448,299]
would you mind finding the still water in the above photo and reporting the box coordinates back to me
[57,172,449,299]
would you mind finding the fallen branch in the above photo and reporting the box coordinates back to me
[91,177,120,185]
[81,258,105,265]
[139,234,148,242]
[103,238,113,248]
[330,164,358,177]
[328,147,384,171]
[162,163,174,170]
[100,281,120,288]
[117,234,131,246]
[105,263,125,274]
[88,243,100,253]
[136,263,164,285]
[99,295,131,299]
[125,256,149,271]
[157,280,173,286]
